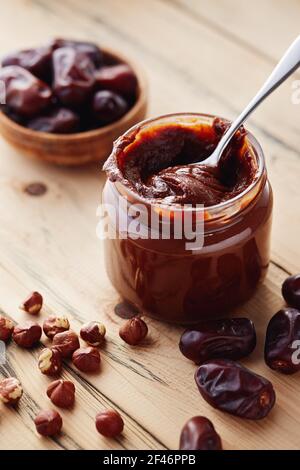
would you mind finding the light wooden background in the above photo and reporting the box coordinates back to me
[0,0,300,450]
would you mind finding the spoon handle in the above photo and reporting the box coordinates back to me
[211,35,300,164]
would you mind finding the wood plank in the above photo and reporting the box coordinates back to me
[176,0,300,64]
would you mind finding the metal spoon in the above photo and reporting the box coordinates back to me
[200,35,300,167]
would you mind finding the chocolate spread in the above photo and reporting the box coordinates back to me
[104,118,258,206]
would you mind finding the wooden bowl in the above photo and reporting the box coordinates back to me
[0,48,148,165]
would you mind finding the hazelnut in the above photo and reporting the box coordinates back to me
[95,409,124,437]
[0,377,23,405]
[13,321,42,348]
[119,317,148,346]
[0,315,14,342]
[52,330,80,358]
[20,291,43,314]
[80,321,106,346]
[47,379,75,408]
[38,348,62,376]
[34,409,62,436]
[43,315,70,339]
[72,347,101,373]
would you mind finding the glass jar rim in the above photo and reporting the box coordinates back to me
[107,112,266,216]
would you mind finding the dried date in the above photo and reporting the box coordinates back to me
[282,274,300,309]
[179,416,222,450]
[27,107,79,133]
[179,318,256,364]
[95,64,137,97]
[195,359,275,420]
[53,47,95,107]
[92,90,128,125]
[52,38,102,67]
[264,308,300,374]
[2,46,52,81]
[0,66,52,117]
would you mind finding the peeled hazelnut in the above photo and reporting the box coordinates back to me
[80,321,106,346]
[20,291,43,314]
[72,347,101,373]
[13,321,42,348]
[38,348,62,376]
[95,409,124,437]
[119,317,148,346]
[0,377,23,405]
[47,379,75,408]
[34,409,63,436]
[43,315,70,339]
[0,315,14,342]
[52,330,80,358]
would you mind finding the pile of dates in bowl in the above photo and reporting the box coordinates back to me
[0,38,139,134]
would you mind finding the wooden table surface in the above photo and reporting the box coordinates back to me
[0,0,300,450]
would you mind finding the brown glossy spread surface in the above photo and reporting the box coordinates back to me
[104,118,258,206]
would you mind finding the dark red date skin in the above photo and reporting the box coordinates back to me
[2,46,52,81]
[92,90,128,125]
[0,66,52,117]
[179,416,222,450]
[195,359,276,420]
[1,39,138,132]
[179,318,256,364]
[282,274,300,309]
[95,64,137,97]
[51,38,103,67]
[27,107,79,134]
[265,308,300,374]
[1,106,26,125]
[53,47,95,107]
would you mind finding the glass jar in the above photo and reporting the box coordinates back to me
[102,113,273,324]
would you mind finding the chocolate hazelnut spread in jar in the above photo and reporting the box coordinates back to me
[102,113,273,324]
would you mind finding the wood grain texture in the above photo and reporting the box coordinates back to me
[0,0,300,450]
